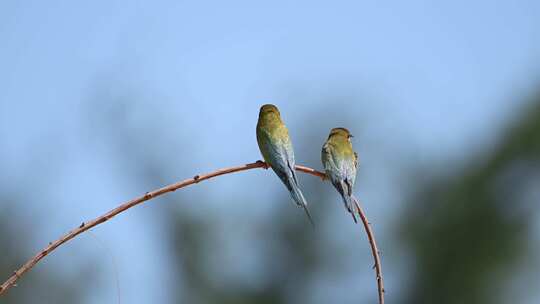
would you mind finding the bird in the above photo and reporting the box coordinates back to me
[256,104,314,226]
[321,127,359,223]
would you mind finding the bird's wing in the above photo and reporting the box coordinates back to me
[322,142,345,181]
[258,130,287,169]
[321,142,334,172]
[324,142,357,193]
[280,136,301,186]
[343,151,357,192]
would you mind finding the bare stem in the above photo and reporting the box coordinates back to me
[353,197,385,304]
[0,161,384,304]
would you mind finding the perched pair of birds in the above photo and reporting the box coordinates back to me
[256,104,359,225]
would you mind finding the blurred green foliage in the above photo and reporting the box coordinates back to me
[400,98,540,304]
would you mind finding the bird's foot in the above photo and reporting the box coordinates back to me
[256,160,269,169]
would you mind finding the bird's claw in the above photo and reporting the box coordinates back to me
[256,160,269,169]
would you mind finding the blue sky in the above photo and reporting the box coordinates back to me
[1,1,539,303]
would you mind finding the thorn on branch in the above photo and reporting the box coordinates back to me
[79,222,85,228]
[144,191,152,198]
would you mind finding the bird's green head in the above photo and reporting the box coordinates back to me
[259,104,281,119]
[259,104,280,115]
[328,127,353,139]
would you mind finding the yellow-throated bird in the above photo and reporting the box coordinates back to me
[256,104,314,226]
[321,127,359,223]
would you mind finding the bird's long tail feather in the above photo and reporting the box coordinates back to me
[289,185,315,227]
[302,203,315,228]
[342,194,359,224]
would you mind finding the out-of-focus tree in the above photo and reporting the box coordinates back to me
[399,94,540,304]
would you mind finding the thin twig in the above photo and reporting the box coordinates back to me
[0,161,384,304]
[353,197,385,304]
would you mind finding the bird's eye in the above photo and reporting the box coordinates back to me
[348,134,354,139]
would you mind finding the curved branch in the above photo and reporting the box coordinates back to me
[0,161,384,304]
[354,197,385,304]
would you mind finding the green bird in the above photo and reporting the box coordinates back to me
[256,104,314,226]
[321,127,359,223]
